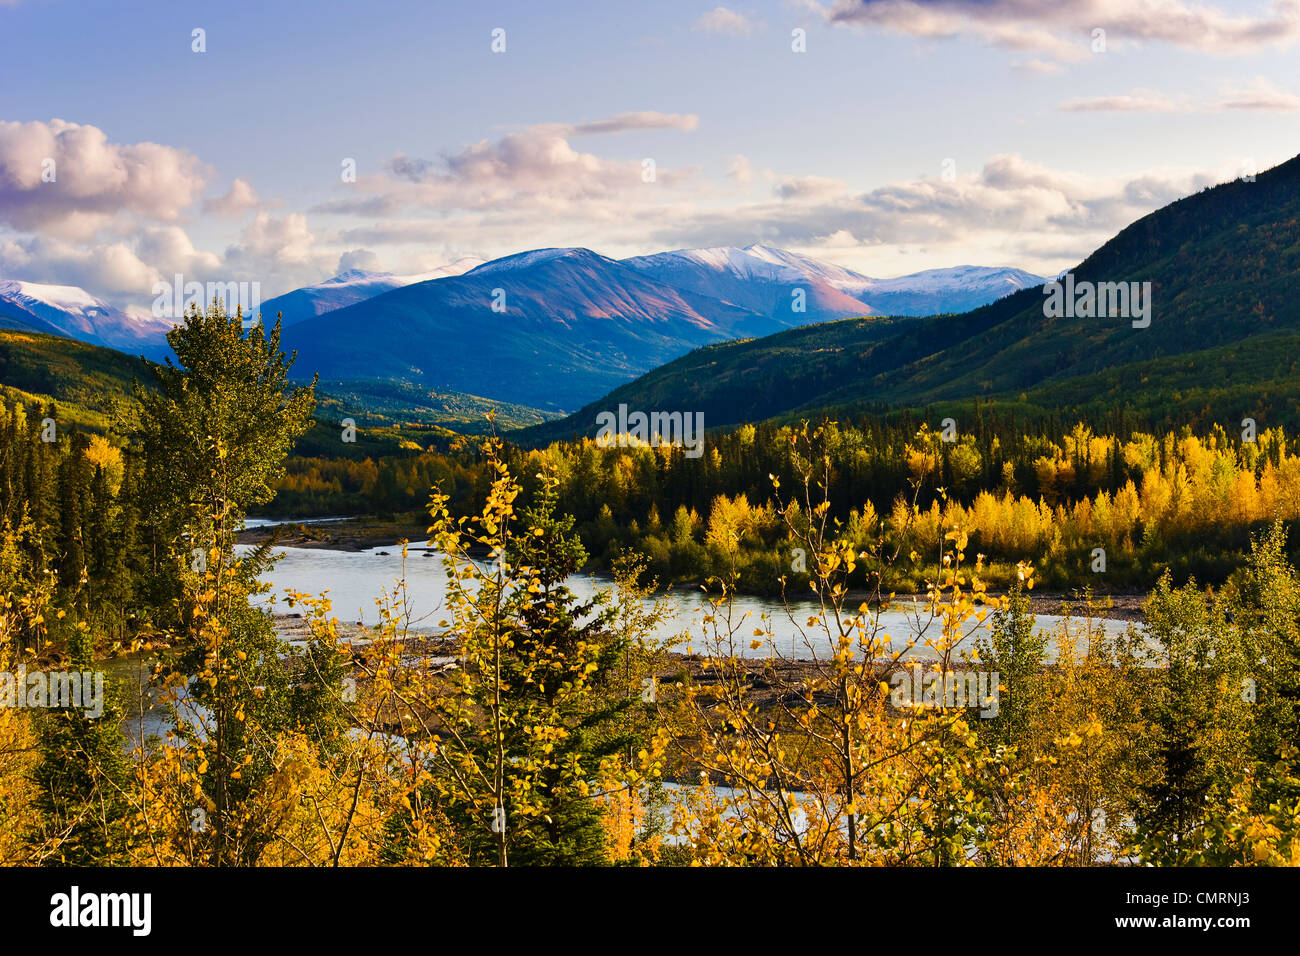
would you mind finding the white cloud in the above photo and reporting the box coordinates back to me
[821,0,1300,62]
[1216,75,1300,110]
[622,152,1250,276]
[203,177,260,217]
[1060,88,1185,112]
[1,110,1278,310]
[774,175,847,201]
[569,111,700,135]
[221,212,329,289]
[727,154,754,187]
[1060,77,1300,112]
[313,113,704,218]
[134,226,223,278]
[695,6,757,35]
[0,119,207,236]
[336,248,383,273]
[0,235,157,296]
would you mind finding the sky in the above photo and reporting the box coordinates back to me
[1,0,1298,313]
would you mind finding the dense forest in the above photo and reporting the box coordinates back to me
[269,409,1300,595]
[1,304,1298,867]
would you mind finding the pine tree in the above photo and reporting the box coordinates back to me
[977,583,1046,753]
[426,449,646,865]
[136,300,336,865]
[499,471,632,865]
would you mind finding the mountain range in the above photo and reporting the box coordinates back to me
[257,257,487,326]
[0,247,1045,412]
[520,153,1300,444]
[0,280,174,355]
[277,246,1043,411]
[5,151,1299,447]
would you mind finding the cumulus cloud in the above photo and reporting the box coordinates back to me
[134,226,223,278]
[774,175,848,201]
[0,119,207,236]
[618,152,1249,276]
[1,109,1276,308]
[314,145,1252,278]
[203,177,260,217]
[0,235,157,296]
[695,6,757,35]
[222,212,324,277]
[313,112,704,218]
[0,120,372,304]
[304,113,1265,278]
[336,248,383,273]
[821,0,1300,61]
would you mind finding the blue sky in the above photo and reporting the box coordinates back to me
[2,0,1298,310]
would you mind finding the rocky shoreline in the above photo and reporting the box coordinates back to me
[239,517,432,552]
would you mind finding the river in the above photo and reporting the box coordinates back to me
[106,521,1140,759]
[234,537,1135,663]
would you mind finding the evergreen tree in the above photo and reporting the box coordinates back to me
[30,620,132,865]
[136,300,337,865]
[977,583,1047,753]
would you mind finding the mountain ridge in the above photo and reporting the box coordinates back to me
[0,244,1046,411]
[515,153,1300,442]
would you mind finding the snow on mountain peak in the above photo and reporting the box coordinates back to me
[0,279,107,314]
[0,278,174,350]
[325,269,394,285]
[466,248,605,276]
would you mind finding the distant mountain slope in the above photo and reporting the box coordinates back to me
[0,280,173,354]
[0,325,553,444]
[282,248,786,411]
[259,258,485,326]
[623,243,1044,324]
[622,244,882,324]
[3,244,1045,416]
[852,264,1047,316]
[0,301,64,337]
[518,153,1300,441]
[314,378,558,433]
[281,245,1044,412]
[0,328,149,428]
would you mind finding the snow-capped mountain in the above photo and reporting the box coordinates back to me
[623,243,1045,322]
[851,264,1047,316]
[2,244,1046,410]
[281,247,783,412]
[0,280,175,353]
[260,257,486,326]
[623,244,878,324]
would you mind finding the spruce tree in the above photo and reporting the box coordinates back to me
[136,300,339,864]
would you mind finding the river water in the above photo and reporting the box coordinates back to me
[109,520,1140,788]
[235,536,1134,663]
